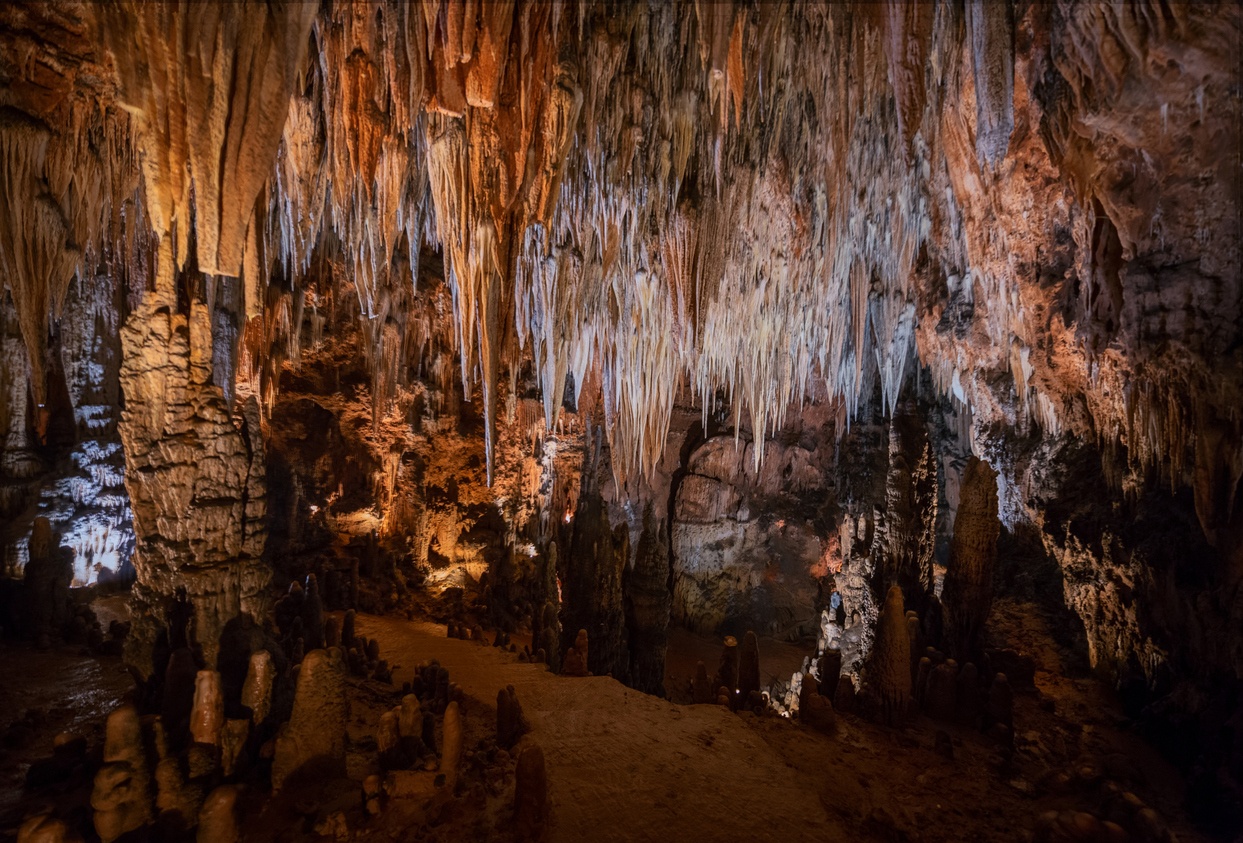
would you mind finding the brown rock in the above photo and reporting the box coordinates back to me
[92,704,151,843]
[197,785,239,843]
[190,670,224,747]
[440,701,463,789]
[868,586,911,726]
[240,650,273,725]
[514,743,548,841]
[272,648,347,790]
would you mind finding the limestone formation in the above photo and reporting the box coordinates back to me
[1,1,1242,832]
[737,631,761,709]
[189,670,224,747]
[302,574,325,650]
[341,609,357,649]
[717,636,739,709]
[497,685,530,750]
[514,743,548,841]
[562,628,590,677]
[197,785,239,843]
[868,586,911,726]
[833,677,857,714]
[986,673,1014,735]
[376,711,403,771]
[240,650,274,725]
[942,458,1000,662]
[22,517,72,641]
[154,755,203,833]
[925,661,959,723]
[91,704,151,843]
[272,649,347,790]
[16,813,81,843]
[817,647,842,701]
[440,701,463,790]
[692,661,714,704]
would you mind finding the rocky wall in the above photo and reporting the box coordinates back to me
[118,287,267,676]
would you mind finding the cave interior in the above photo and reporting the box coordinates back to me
[0,2,1241,842]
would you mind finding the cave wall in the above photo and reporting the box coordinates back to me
[0,1,1238,813]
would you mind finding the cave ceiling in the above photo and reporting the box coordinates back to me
[0,0,1239,531]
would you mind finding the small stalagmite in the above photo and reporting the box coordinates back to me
[197,785,239,843]
[341,609,357,649]
[942,457,1000,662]
[163,648,199,741]
[833,676,857,714]
[302,574,325,650]
[799,673,837,733]
[868,586,912,726]
[514,743,548,841]
[190,670,225,747]
[240,649,274,725]
[717,636,740,708]
[817,646,842,700]
[987,672,1014,734]
[497,685,530,750]
[692,661,714,704]
[924,660,959,722]
[562,628,590,676]
[154,754,203,832]
[376,710,402,771]
[441,701,463,790]
[737,630,761,706]
[17,813,80,843]
[91,704,152,843]
[272,648,347,790]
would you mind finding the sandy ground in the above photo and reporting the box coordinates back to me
[355,613,1209,843]
[355,614,844,842]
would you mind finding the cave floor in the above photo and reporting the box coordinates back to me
[0,610,1208,842]
[356,613,1208,843]
[0,642,131,825]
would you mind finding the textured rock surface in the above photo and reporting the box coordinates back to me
[0,1,1240,828]
[118,291,269,674]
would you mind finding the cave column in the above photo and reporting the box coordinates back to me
[118,263,268,676]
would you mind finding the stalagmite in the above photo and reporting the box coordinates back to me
[241,650,273,725]
[737,630,761,709]
[942,457,1000,662]
[717,636,740,709]
[514,743,548,841]
[441,701,463,789]
[272,649,347,791]
[189,670,224,747]
[868,586,912,726]
[91,704,151,843]
[197,785,239,843]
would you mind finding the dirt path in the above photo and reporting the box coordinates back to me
[354,614,846,843]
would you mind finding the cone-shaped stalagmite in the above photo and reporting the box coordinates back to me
[514,743,548,841]
[868,586,911,726]
[497,685,530,750]
[817,646,842,700]
[272,649,347,790]
[692,661,714,704]
[942,457,1000,662]
[441,701,463,789]
[92,704,152,843]
[717,636,739,708]
[737,631,761,706]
